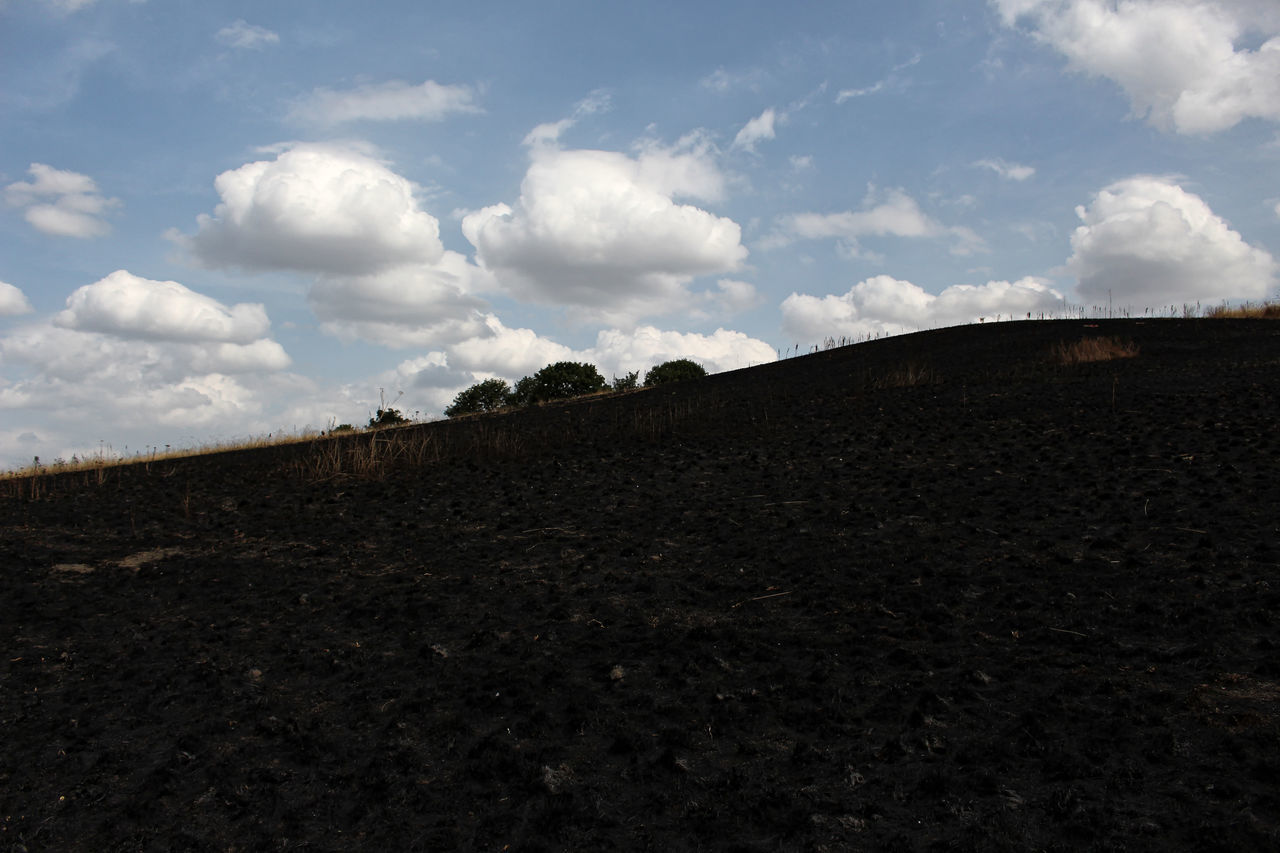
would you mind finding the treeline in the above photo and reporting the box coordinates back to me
[443,359,707,418]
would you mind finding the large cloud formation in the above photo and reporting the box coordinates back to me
[4,163,119,238]
[1067,176,1276,305]
[308,253,492,349]
[782,275,1064,340]
[180,144,445,276]
[0,271,294,456]
[994,0,1280,134]
[462,136,749,325]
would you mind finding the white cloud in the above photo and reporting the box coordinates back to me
[445,315,576,378]
[994,0,1280,134]
[461,138,748,325]
[835,81,885,102]
[732,107,777,152]
[1067,175,1277,304]
[5,163,119,238]
[707,278,761,314]
[54,270,272,344]
[835,54,920,103]
[289,79,480,125]
[309,251,493,348]
[0,281,34,316]
[0,269,299,468]
[215,20,279,50]
[769,187,986,256]
[974,158,1036,181]
[585,325,776,376]
[178,143,444,276]
[522,90,612,147]
[789,155,814,171]
[782,275,1065,340]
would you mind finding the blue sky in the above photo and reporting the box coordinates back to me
[2,0,1278,468]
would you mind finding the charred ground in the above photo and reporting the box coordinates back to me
[3,319,1279,852]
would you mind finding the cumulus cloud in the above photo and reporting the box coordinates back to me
[1067,176,1277,304]
[974,158,1036,181]
[461,137,748,325]
[0,270,299,467]
[0,281,34,317]
[732,108,778,152]
[289,79,480,125]
[782,275,1064,340]
[768,188,985,256]
[55,270,271,344]
[215,20,279,49]
[4,163,119,238]
[584,325,776,376]
[178,144,444,276]
[994,0,1280,134]
[308,251,493,348]
[445,315,576,378]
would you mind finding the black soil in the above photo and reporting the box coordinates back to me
[3,319,1279,852]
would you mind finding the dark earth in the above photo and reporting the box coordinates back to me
[3,318,1278,852]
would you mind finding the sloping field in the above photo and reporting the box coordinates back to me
[3,318,1278,851]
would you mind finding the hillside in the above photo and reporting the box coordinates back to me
[3,318,1279,851]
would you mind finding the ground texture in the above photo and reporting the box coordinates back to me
[2,319,1279,852]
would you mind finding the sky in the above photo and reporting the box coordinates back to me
[2,0,1278,469]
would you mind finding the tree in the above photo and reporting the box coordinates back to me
[368,407,409,428]
[612,370,639,391]
[644,358,707,386]
[444,378,512,417]
[511,361,608,405]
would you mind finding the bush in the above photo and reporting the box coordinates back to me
[444,378,512,417]
[511,361,608,405]
[644,359,707,386]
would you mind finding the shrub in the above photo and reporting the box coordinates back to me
[511,361,608,405]
[644,359,707,386]
[444,378,512,417]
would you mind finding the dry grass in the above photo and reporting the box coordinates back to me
[290,428,442,482]
[1204,301,1280,319]
[868,362,938,389]
[1051,336,1140,365]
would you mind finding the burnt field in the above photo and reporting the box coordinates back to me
[3,318,1279,852]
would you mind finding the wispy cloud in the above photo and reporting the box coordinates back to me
[215,20,280,50]
[974,158,1035,181]
[836,53,920,103]
[289,79,481,125]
